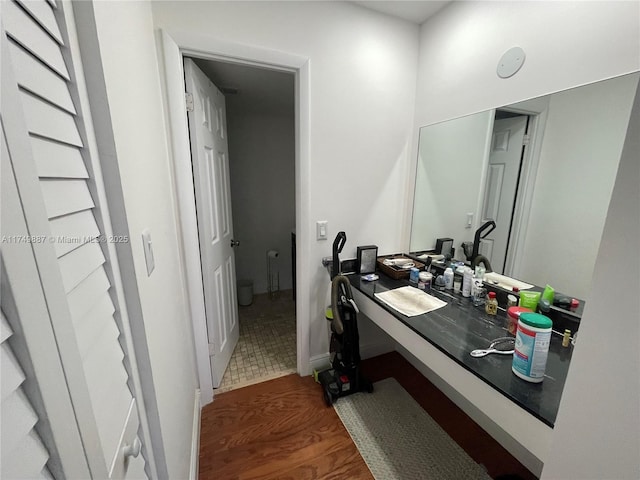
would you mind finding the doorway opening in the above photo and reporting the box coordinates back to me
[479,110,534,275]
[185,56,297,393]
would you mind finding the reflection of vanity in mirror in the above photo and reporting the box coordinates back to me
[410,73,640,302]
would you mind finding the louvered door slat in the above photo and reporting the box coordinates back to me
[19,90,82,146]
[0,313,52,479]
[0,314,11,343]
[2,430,51,480]
[67,267,111,321]
[9,40,76,114]
[31,136,88,179]
[4,0,69,79]
[84,331,132,466]
[75,293,115,360]
[49,210,100,258]
[40,178,95,218]
[1,389,39,453]
[1,342,25,401]
[15,0,63,44]
[58,242,105,293]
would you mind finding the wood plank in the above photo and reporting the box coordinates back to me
[49,210,99,258]
[9,40,75,114]
[67,267,110,322]
[57,241,104,293]
[16,0,63,44]
[30,136,88,179]
[199,353,536,480]
[198,374,372,480]
[19,90,82,146]
[39,178,94,219]
[4,0,69,79]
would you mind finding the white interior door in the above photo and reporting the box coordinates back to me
[2,1,148,477]
[184,58,239,388]
[480,116,527,273]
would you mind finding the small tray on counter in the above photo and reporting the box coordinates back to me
[376,254,425,280]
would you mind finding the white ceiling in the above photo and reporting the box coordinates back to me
[353,1,451,24]
[193,1,452,115]
[193,59,294,116]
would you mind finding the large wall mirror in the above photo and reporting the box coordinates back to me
[410,72,639,300]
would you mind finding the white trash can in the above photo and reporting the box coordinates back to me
[237,280,253,306]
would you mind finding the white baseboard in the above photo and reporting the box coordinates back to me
[189,389,201,480]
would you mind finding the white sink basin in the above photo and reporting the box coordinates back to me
[483,272,533,291]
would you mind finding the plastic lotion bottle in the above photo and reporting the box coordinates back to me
[462,267,473,297]
[444,267,454,290]
[512,312,553,383]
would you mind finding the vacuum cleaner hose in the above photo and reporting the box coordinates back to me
[331,275,353,335]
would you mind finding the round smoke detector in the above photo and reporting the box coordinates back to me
[497,47,526,79]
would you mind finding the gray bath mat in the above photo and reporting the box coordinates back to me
[333,377,491,480]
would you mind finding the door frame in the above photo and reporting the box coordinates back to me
[160,29,311,405]
[493,98,550,278]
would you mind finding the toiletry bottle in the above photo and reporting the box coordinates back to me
[462,267,473,298]
[454,266,464,293]
[485,291,498,315]
[410,267,420,285]
[444,267,454,290]
[472,282,486,307]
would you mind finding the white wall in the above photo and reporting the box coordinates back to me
[542,74,640,480]
[227,109,296,294]
[518,74,638,298]
[410,110,492,253]
[82,2,199,478]
[415,1,640,127]
[415,1,640,475]
[152,1,419,358]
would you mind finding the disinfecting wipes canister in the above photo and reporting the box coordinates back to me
[512,312,553,383]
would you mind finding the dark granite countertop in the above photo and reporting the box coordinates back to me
[348,273,573,428]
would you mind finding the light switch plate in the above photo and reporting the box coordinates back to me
[316,220,328,240]
[142,229,155,276]
[466,213,474,229]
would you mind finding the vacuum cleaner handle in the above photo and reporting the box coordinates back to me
[332,231,347,279]
[471,220,496,261]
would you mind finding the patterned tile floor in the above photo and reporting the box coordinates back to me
[217,289,297,393]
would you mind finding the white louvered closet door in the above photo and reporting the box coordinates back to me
[2,1,148,478]
[0,309,53,480]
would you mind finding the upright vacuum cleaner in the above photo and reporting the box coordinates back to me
[318,232,373,406]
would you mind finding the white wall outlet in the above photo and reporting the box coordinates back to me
[316,220,328,240]
[466,213,474,229]
[142,229,155,276]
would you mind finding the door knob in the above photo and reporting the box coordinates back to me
[231,239,240,247]
[123,437,141,459]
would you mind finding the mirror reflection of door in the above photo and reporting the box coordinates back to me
[480,113,528,273]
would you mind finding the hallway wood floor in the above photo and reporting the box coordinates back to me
[199,351,536,480]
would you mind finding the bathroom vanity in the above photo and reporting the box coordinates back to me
[347,272,574,476]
